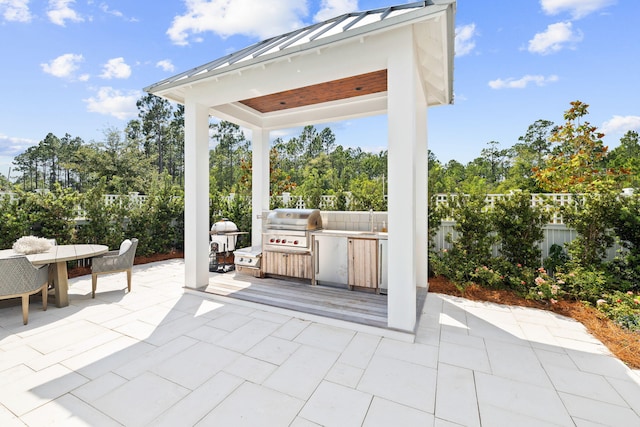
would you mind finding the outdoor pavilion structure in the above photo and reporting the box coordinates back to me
[145,0,456,332]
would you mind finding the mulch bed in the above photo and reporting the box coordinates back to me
[429,276,640,370]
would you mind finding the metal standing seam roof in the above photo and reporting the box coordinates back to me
[144,1,450,95]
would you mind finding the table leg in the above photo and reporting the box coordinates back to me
[50,261,69,307]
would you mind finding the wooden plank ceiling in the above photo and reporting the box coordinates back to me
[239,69,387,113]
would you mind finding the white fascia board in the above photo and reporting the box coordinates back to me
[261,92,388,130]
[187,36,391,107]
[210,103,264,129]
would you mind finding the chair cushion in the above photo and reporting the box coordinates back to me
[119,239,132,255]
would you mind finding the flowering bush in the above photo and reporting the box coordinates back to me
[595,291,640,332]
[555,266,612,303]
[526,267,565,303]
[471,265,504,289]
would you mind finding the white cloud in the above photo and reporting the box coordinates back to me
[488,74,559,89]
[0,0,32,22]
[528,21,583,55]
[41,53,84,79]
[0,134,36,157]
[156,59,175,72]
[455,23,477,57]
[167,0,308,45]
[48,0,83,26]
[84,87,141,120]
[99,2,138,22]
[540,0,616,20]
[601,115,640,136]
[313,0,356,22]
[100,57,132,79]
[99,2,122,18]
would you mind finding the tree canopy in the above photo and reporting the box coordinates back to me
[4,98,638,208]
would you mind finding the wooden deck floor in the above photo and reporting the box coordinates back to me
[202,271,390,329]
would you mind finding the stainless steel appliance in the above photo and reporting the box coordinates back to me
[263,208,323,253]
[262,208,323,279]
[313,234,348,287]
[234,245,262,268]
[234,245,263,277]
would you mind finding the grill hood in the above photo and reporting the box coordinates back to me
[265,208,322,231]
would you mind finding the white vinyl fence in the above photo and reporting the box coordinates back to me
[432,192,626,262]
[1,190,629,261]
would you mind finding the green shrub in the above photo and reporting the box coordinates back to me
[609,194,640,291]
[555,266,612,303]
[126,177,184,256]
[430,249,479,292]
[562,189,619,267]
[19,184,78,245]
[430,193,495,290]
[543,244,569,277]
[491,191,551,269]
[608,254,640,293]
[75,179,127,248]
[0,193,29,248]
[595,291,640,332]
[612,193,640,253]
[471,264,504,289]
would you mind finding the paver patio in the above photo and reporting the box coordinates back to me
[1,259,639,426]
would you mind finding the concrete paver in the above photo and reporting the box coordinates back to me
[1,258,639,426]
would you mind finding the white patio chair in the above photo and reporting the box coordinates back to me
[91,238,138,298]
[0,256,49,325]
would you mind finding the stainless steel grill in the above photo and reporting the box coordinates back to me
[263,208,322,253]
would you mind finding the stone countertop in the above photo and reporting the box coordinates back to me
[311,229,388,239]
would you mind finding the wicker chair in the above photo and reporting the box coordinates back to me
[91,238,138,298]
[0,256,49,325]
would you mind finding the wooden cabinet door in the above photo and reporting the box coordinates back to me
[263,251,312,279]
[286,253,312,279]
[263,251,288,276]
[348,238,378,289]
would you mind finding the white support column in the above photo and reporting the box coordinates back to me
[251,128,270,246]
[416,95,428,289]
[184,98,210,289]
[387,27,419,332]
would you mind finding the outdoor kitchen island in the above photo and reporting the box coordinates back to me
[311,229,388,294]
[206,210,400,331]
[259,209,388,294]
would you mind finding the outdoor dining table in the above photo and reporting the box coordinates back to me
[0,244,108,308]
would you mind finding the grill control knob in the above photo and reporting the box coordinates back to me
[269,238,275,243]
[282,239,287,244]
[276,239,281,243]
[294,240,299,245]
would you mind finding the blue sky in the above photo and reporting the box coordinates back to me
[1,0,639,180]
